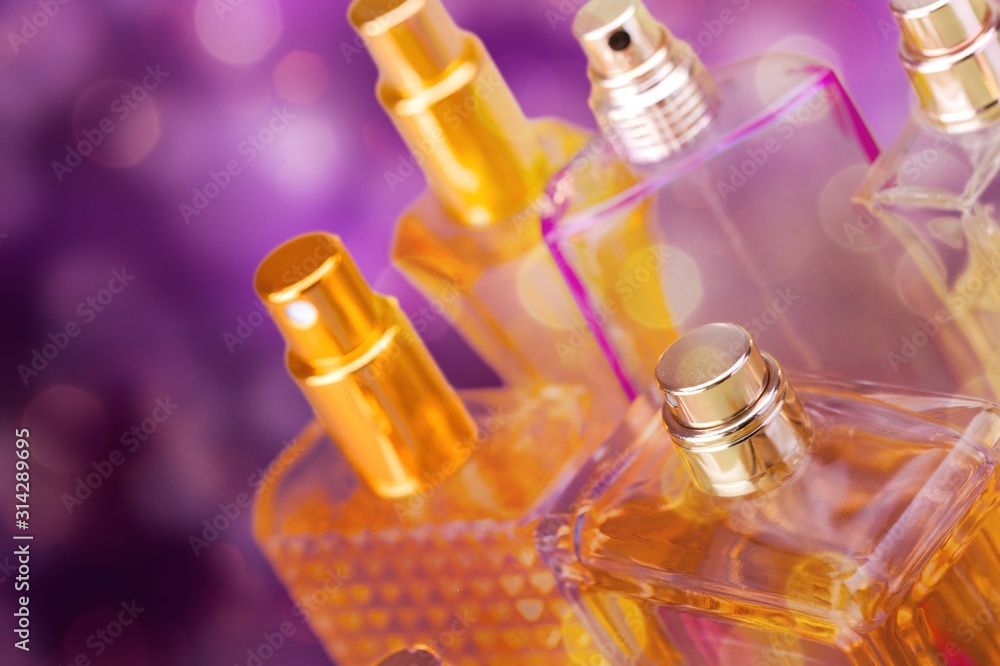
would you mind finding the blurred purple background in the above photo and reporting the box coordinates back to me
[0,0,914,664]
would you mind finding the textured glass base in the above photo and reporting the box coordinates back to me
[255,385,611,665]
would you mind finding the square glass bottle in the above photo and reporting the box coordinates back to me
[538,323,1000,664]
[349,0,630,410]
[252,232,610,665]
[854,0,1000,400]
[542,0,960,397]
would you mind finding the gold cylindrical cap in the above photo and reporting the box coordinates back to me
[573,0,719,165]
[349,0,465,96]
[655,324,810,497]
[893,0,1000,131]
[255,232,476,499]
[655,323,769,429]
[349,0,549,227]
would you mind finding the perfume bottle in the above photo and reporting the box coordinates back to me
[348,0,630,405]
[854,0,1000,400]
[538,322,1000,664]
[252,232,611,664]
[543,0,960,396]
[378,647,444,666]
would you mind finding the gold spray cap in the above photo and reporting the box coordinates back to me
[255,232,475,498]
[892,0,1000,131]
[655,324,810,497]
[349,0,548,227]
[573,0,719,165]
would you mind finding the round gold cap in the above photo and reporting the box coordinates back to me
[893,0,1000,131]
[655,323,769,429]
[255,232,380,364]
[255,232,475,500]
[655,324,810,497]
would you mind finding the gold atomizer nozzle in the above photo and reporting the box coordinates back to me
[349,0,549,227]
[573,0,719,165]
[349,0,465,96]
[893,0,1000,131]
[655,324,811,497]
[255,232,476,499]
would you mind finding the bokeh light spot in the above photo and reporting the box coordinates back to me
[273,117,339,195]
[624,245,702,328]
[71,79,161,169]
[23,385,107,474]
[273,50,330,104]
[820,165,884,252]
[194,0,282,66]
[516,246,590,329]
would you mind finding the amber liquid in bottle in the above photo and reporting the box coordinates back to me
[349,0,632,407]
[252,233,609,665]
[541,323,1000,664]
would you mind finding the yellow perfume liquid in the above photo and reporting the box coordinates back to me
[348,0,632,408]
[252,232,610,665]
[540,323,1000,664]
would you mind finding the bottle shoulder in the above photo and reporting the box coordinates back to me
[392,118,590,268]
[543,52,869,239]
[550,381,1000,629]
[254,383,601,541]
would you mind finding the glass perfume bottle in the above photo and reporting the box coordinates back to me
[538,322,1000,664]
[378,647,444,666]
[348,0,630,406]
[543,0,960,397]
[854,0,1000,400]
[252,232,611,665]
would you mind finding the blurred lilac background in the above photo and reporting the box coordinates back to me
[0,0,913,664]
